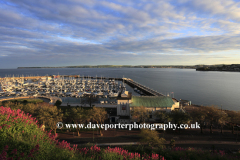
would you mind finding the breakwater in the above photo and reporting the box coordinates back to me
[123,78,164,96]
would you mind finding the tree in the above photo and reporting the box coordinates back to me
[168,110,191,125]
[190,107,207,134]
[167,110,191,133]
[204,106,222,134]
[21,103,38,117]
[170,139,175,149]
[23,100,28,104]
[154,111,167,122]
[227,111,240,134]
[218,111,229,134]
[70,107,86,136]
[37,104,63,134]
[46,106,63,135]
[36,103,51,125]
[54,100,62,107]
[88,107,107,136]
[140,129,166,148]
[131,106,149,123]
[81,94,99,107]
[3,101,24,111]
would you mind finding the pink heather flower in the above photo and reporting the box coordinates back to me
[11,148,17,154]
[1,150,7,157]
[28,153,33,158]
[30,149,34,153]
[4,145,9,150]
[219,150,225,156]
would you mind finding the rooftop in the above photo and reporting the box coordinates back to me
[130,96,174,108]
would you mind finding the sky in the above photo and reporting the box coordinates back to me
[1,0,240,68]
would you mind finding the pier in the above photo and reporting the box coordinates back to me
[123,78,165,96]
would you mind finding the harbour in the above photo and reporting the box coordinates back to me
[0,75,166,105]
[0,68,239,110]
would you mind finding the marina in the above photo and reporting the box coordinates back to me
[0,75,165,104]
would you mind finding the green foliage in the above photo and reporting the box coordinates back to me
[87,107,107,124]
[0,107,75,160]
[227,111,240,134]
[101,152,121,160]
[204,106,222,123]
[55,100,62,107]
[0,104,238,160]
[23,100,28,104]
[203,105,224,133]
[170,139,175,149]
[131,106,149,123]
[154,111,167,122]
[70,107,86,123]
[167,110,191,125]
[37,104,63,134]
[2,102,64,134]
[16,99,43,104]
[139,129,166,148]
[189,107,207,133]
[87,107,107,135]
[69,107,86,136]
[4,99,43,104]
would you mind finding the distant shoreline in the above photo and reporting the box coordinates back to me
[196,64,240,72]
[17,64,240,70]
[17,65,196,69]
[196,70,240,72]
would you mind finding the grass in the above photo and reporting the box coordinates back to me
[4,98,43,104]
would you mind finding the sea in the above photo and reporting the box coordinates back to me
[0,68,239,111]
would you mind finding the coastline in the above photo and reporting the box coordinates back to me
[196,69,240,73]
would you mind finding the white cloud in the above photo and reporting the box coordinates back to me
[0,0,240,68]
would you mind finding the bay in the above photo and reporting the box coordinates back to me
[0,68,239,111]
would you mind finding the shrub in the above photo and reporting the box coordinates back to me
[55,100,62,107]
[140,129,166,148]
[0,106,75,160]
[23,100,28,104]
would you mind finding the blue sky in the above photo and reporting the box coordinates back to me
[1,0,240,68]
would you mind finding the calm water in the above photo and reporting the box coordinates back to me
[0,68,239,111]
